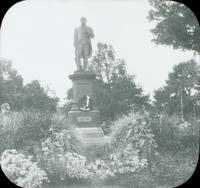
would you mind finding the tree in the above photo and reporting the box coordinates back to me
[88,43,150,121]
[154,59,200,119]
[148,0,200,54]
[0,59,24,110]
[22,80,59,112]
[0,59,59,112]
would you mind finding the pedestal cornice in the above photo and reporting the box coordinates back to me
[69,71,96,80]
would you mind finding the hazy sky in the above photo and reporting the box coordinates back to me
[0,0,199,105]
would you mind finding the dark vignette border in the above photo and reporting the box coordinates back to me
[0,0,199,188]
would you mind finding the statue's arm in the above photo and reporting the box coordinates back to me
[88,27,94,39]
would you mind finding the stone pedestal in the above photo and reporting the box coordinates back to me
[68,71,101,128]
[68,71,107,146]
[69,71,96,104]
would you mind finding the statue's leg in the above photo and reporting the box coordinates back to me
[75,47,82,71]
[83,58,88,70]
[83,45,89,70]
[75,57,82,71]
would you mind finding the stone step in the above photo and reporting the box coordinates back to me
[74,127,110,146]
[83,136,111,144]
[75,127,104,137]
[75,127,103,131]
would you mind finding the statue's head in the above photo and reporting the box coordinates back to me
[80,17,87,25]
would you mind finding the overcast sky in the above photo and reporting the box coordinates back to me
[0,0,199,105]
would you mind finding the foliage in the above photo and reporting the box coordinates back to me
[153,59,200,119]
[1,149,48,188]
[14,111,53,152]
[87,43,149,121]
[148,113,199,187]
[110,111,157,175]
[0,59,58,112]
[37,127,88,183]
[37,129,114,184]
[109,146,148,174]
[0,111,66,155]
[148,0,200,54]
[88,43,117,83]
[0,59,23,110]
[98,112,157,187]
[22,80,59,112]
[151,151,198,187]
[62,98,73,116]
[150,113,199,153]
[107,111,198,187]
[0,110,199,188]
[0,112,23,154]
[110,111,157,153]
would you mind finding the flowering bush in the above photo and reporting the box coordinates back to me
[0,149,48,188]
[64,152,91,179]
[95,112,157,187]
[110,112,157,169]
[38,129,115,183]
[87,159,114,180]
[37,129,88,182]
[110,144,148,174]
[111,112,156,147]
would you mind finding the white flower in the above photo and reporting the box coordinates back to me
[1,149,48,188]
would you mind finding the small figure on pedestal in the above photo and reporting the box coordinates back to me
[74,17,94,71]
[80,95,93,111]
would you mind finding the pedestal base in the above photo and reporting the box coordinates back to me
[68,110,100,127]
[75,127,110,146]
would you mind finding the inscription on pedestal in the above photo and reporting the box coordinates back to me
[77,116,92,122]
[77,83,90,99]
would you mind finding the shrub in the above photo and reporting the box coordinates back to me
[109,145,148,174]
[177,119,199,150]
[87,159,114,186]
[149,113,199,153]
[0,111,53,155]
[152,152,197,187]
[105,111,157,186]
[149,113,180,152]
[110,111,157,168]
[37,128,86,183]
[148,114,199,187]
[0,149,48,188]
[37,128,115,184]
[0,111,72,156]
[0,112,24,154]
[13,110,52,151]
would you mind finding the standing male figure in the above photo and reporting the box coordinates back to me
[74,17,94,71]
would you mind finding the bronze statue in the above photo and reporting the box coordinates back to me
[74,17,94,71]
